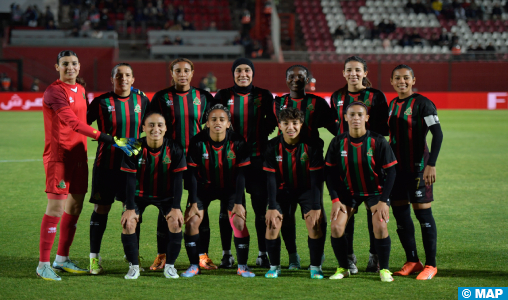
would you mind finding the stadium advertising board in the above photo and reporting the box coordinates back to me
[1,92,507,111]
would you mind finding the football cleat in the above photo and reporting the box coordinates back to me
[181,265,201,277]
[310,268,324,279]
[347,254,358,274]
[36,265,62,281]
[237,265,256,278]
[265,265,281,279]
[150,254,166,271]
[52,259,88,274]
[416,265,438,280]
[393,261,424,276]
[199,253,218,270]
[330,267,350,280]
[255,254,270,268]
[219,254,235,269]
[288,253,301,270]
[380,269,394,282]
[124,263,140,279]
[89,257,103,275]
[163,265,179,279]
[365,253,380,273]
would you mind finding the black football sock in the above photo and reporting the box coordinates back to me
[166,231,182,265]
[90,211,108,253]
[331,235,349,269]
[234,236,250,265]
[319,216,327,259]
[198,210,210,254]
[252,195,267,252]
[345,214,355,255]
[265,237,281,266]
[135,223,141,250]
[185,234,200,265]
[281,219,297,254]
[414,208,437,267]
[219,211,233,252]
[367,210,377,254]
[121,233,139,265]
[374,236,391,270]
[308,236,323,267]
[157,212,169,254]
[392,204,419,262]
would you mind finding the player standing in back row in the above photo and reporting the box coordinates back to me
[213,58,275,268]
[388,64,443,280]
[329,56,389,274]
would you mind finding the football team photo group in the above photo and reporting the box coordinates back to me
[36,49,443,283]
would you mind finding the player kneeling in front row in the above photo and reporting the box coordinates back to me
[264,107,326,279]
[182,104,255,278]
[325,102,397,282]
[120,111,187,279]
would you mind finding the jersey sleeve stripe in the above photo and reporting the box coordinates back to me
[325,161,336,166]
[172,166,188,173]
[120,167,136,173]
[309,166,324,171]
[263,166,276,172]
[383,160,398,169]
[188,162,198,167]
[237,161,251,167]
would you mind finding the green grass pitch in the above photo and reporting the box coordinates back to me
[0,110,507,299]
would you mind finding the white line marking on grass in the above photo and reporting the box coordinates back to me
[0,157,96,163]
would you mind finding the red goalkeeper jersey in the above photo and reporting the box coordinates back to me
[43,79,100,163]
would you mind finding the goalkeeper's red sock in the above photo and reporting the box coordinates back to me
[39,214,60,262]
[56,212,79,257]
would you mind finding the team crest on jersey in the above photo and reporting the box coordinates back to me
[415,190,423,197]
[367,148,373,157]
[227,150,236,160]
[108,106,115,112]
[341,151,347,157]
[338,100,344,106]
[57,180,67,189]
[203,153,209,159]
[193,97,201,105]
[93,193,101,200]
[276,155,283,162]
[69,97,74,103]
[166,99,173,106]
[228,99,234,105]
[163,154,171,164]
[134,104,141,113]
[306,104,315,112]
[254,98,262,107]
[301,152,309,161]
[364,99,372,108]
[138,158,146,164]
[404,107,412,116]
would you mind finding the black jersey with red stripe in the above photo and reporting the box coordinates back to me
[87,91,150,169]
[388,93,439,172]
[213,86,275,157]
[151,86,213,154]
[263,135,324,191]
[325,130,397,197]
[273,94,337,138]
[120,137,187,198]
[187,129,251,190]
[330,88,389,136]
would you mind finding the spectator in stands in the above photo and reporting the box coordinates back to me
[386,20,396,34]
[251,40,264,58]
[410,29,423,46]
[100,8,111,30]
[31,78,40,92]
[491,3,503,20]
[206,72,217,92]
[399,33,413,47]
[24,5,39,27]
[175,5,184,24]
[166,4,175,22]
[452,0,466,19]
[89,5,100,27]
[70,27,80,38]
[174,35,183,45]
[208,21,218,31]
[199,77,210,92]
[169,23,183,31]
[334,25,345,39]
[485,43,496,52]
[378,20,388,33]
[11,4,23,25]
[144,2,158,27]
[430,33,440,46]
[413,0,429,14]
[382,38,392,51]
[370,25,381,40]
[182,21,195,31]
[81,20,91,36]
[241,9,252,37]
[46,20,57,30]
[91,29,103,39]
[44,6,55,26]
[233,35,242,45]
[162,35,173,45]
[1,73,12,91]
[437,28,449,46]
[431,0,443,16]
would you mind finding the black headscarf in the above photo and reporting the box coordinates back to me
[231,58,255,94]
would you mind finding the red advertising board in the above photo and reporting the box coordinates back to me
[1,92,507,111]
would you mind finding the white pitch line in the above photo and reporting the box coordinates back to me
[0,157,96,163]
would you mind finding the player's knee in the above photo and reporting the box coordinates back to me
[94,204,111,214]
[330,222,345,238]
[232,216,245,232]
[168,220,181,233]
[125,219,138,233]
[373,221,388,239]
[186,215,201,230]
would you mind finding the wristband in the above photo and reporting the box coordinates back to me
[331,198,341,204]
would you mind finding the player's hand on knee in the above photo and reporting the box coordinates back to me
[184,203,201,224]
[423,165,436,186]
[372,201,390,223]
[121,209,138,229]
[266,209,282,229]
[167,208,184,228]
[231,204,246,221]
[331,201,347,221]
[304,209,321,228]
